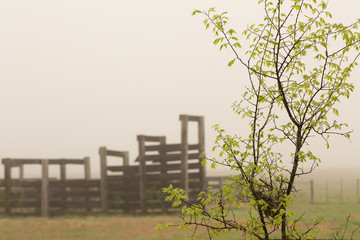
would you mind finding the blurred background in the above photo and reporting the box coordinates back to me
[0,0,359,180]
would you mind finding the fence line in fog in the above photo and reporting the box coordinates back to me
[296,179,360,204]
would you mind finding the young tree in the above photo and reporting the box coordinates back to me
[159,0,360,239]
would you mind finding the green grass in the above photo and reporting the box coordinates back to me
[0,202,359,240]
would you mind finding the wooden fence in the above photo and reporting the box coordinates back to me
[0,157,99,216]
[295,179,360,204]
[0,114,214,216]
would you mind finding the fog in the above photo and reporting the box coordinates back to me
[0,0,359,179]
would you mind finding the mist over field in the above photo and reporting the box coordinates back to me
[0,0,359,180]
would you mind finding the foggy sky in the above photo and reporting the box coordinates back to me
[0,0,359,179]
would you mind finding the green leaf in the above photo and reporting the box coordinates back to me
[293,4,301,11]
[213,38,221,45]
[228,58,236,67]
[192,10,202,16]
[333,108,339,116]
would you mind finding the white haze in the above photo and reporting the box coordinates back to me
[0,0,359,179]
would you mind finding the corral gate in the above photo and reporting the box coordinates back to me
[99,114,205,213]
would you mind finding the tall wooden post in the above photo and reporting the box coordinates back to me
[84,157,91,212]
[4,158,12,215]
[310,180,314,204]
[99,147,108,213]
[84,157,91,180]
[159,136,167,185]
[60,163,66,181]
[41,160,49,217]
[122,151,130,213]
[59,162,67,213]
[19,164,24,179]
[138,135,147,214]
[180,115,189,195]
[198,116,206,191]
[159,136,167,213]
[123,152,129,166]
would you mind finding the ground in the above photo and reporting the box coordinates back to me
[0,201,359,240]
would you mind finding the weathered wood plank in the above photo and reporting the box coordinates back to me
[50,201,100,209]
[106,175,140,182]
[1,159,87,165]
[105,150,128,158]
[187,115,203,122]
[11,183,41,189]
[9,201,40,208]
[188,172,202,179]
[4,158,12,215]
[180,115,189,194]
[197,116,206,190]
[84,157,91,180]
[41,160,49,217]
[48,159,86,164]
[145,143,180,152]
[141,135,166,142]
[137,135,147,214]
[108,201,141,210]
[108,182,139,189]
[144,153,199,162]
[60,163,66,181]
[144,143,200,153]
[19,165,24,179]
[50,191,100,198]
[145,173,182,181]
[50,179,100,188]
[99,146,108,213]
[10,191,41,199]
[106,165,139,173]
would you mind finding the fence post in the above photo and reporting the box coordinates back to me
[159,136,167,185]
[99,147,108,213]
[60,163,66,181]
[19,164,24,180]
[159,136,167,213]
[59,162,67,214]
[122,151,130,213]
[3,158,12,215]
[138,135,147,214]
[198,116,206,191]
[84,157,91,180]
[83,157,91,212]
[180,115,189,195]
[310,180,314,204]
[123,151,129,166]
[41,159,49,217]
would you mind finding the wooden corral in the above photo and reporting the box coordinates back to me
[0,114,231,216]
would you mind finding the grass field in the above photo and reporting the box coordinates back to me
[0,201,359,240]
